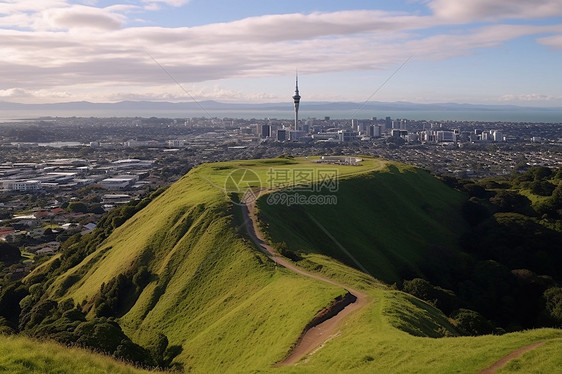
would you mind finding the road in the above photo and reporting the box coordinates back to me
[241,198,368,366]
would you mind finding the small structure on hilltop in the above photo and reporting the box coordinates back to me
[315,156,363,165]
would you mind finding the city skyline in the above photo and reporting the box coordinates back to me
[1,0,562,107]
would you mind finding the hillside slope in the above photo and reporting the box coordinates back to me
[41,159,353,372]
[257,162,468,284]
[0,335,157,374]
[35,157,561,373]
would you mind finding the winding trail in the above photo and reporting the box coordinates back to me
[478,341,545,374]
[241,197,368,366]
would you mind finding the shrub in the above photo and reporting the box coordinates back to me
[544,287,562,326]
[452,308,496,336]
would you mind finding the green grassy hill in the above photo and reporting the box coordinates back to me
[29,157,561,373]
[256,162,468,284]
[0,335,157,374]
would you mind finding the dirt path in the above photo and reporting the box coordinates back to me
[241,198,368,366]
[478,341,545,374]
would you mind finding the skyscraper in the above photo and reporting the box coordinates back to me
[292,73,301,130]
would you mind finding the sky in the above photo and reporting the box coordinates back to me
[1,0,561,106]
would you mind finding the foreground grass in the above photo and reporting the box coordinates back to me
[498,338,562,374]
[0,335,156,374]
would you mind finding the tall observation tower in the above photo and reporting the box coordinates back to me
[292,73,301,130]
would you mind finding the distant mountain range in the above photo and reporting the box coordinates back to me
[0,100,559,113]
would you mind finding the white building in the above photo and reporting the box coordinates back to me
[491,130,504,142]
[167,140,186,147]
[100,175,139,189]
[2,180,42,192]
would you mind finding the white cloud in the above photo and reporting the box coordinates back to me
[0,0,68,15]
[43,5,125,30]
[537,34,562,49]
[0,87,72,101]
[499,93,561,102]
[428,0,562,22]
[141,0,190,11]
[142,0,191,6]
[0,2,561,103]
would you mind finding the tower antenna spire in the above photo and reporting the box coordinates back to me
[292,70,301,131]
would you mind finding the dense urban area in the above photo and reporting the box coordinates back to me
[0,115,560,281]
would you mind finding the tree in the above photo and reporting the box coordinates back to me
[66,201,88,214]
[0,242,21,263]
[544,287,562,326]
[462,197,491,226]
[452,308,496,336]
[489,190,533,215]
[530,180,556,196]
[147,332,169,367]
[0,282,29,327]
[463,183,487,198]
[403,278,459,315]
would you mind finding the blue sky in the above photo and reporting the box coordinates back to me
[0,0,561,106]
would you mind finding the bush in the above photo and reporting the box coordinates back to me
[462,198,491,226]
[463,183,487,198]
[530,180,556,196]
[402,278,460,315]
[66,202,88,213]
[489,190,533,215]
[0,282,29,327]
[276,242,302,262]
[544,287,562,326]
[132,266,151,290]
[0,242,21,263]
[452,308,496,336]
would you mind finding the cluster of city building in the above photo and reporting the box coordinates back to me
[0,158,154,207]
[245,116,511,146]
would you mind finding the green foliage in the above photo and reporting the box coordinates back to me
[530,180,556,196]
[462,197,492,226]
[75,319,129,353]
[452,308,496,336]
[93,274,134,317]
[463,183,488,198]
[465,213,562,280]
[15,294,156,366]
[132,266,151,290]
[19,299,58,331]
[146,332,168,367]
[0,282,29,328]
[402,278,460,316]
[66,202,88,214]
[544,287,562,326]
[275,241,303,262]
[489,190,534,215]
[513,166,553,186]
[0,242,21,263]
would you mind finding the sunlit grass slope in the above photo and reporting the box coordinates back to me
[44,157,561,373]
[46,157,369,372]
[0,335,156,374]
